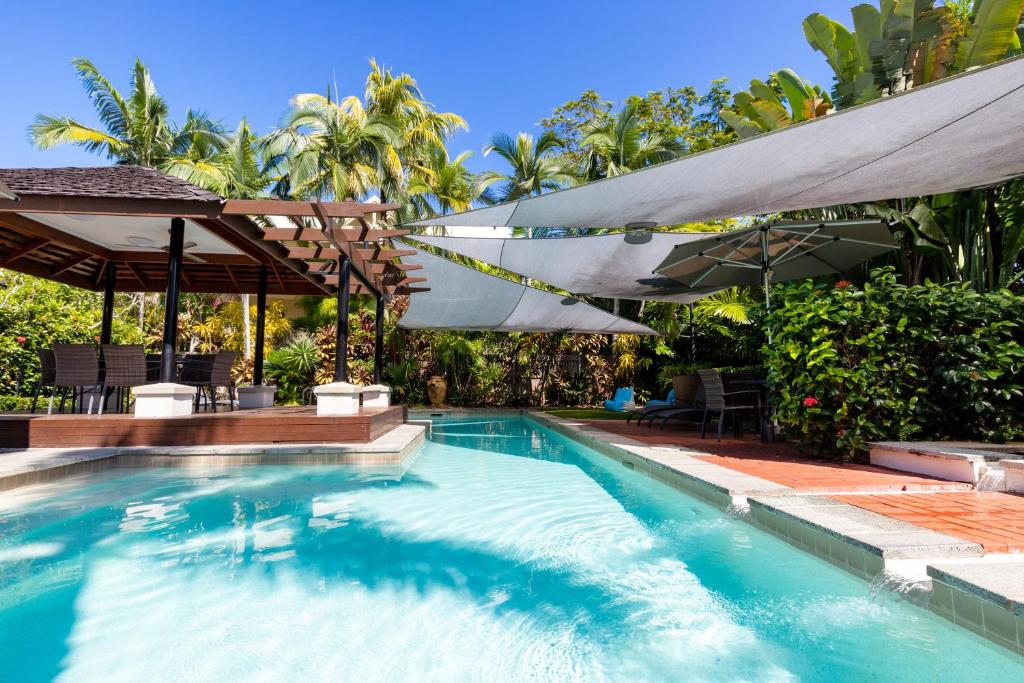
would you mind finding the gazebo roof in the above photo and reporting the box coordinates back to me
[0,166,424,297]
[0,166,223,202]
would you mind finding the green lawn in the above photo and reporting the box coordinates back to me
[540,407,631,420]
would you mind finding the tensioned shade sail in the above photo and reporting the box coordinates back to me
[410,231,719,303]
[396,242,657,334]
[409,56,1024,229]
[655,219,898,288]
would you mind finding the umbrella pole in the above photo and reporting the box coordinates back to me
[689,302,696,363]
[761,228,772,344]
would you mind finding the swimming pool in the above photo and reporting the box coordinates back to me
[1,414,1020,681]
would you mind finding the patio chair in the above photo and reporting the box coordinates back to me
[51,344,102,414]
[209,351,238,411]
[603,387,635,412]
[696,369,761,441]
[626,388,676,424]
[145,354,162,383]
[648,375,707,429]
[180,354,215,411]
[30,349,56,414]
[100,345,149,414]
[182,351,238,412]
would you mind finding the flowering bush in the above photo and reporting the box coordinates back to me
[765,268,1024,460]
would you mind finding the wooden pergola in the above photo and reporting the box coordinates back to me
[0,167,427,387]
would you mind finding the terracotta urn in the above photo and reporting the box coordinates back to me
[426,375,448,406]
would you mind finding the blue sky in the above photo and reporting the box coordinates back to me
[0,0,856,174]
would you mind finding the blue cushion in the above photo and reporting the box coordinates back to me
[604,387,634,412]
[646,389,676,408]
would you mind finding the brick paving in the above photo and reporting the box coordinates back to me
[582,418,1024,555]
[581,420,971,493]
[835,492,1024,554]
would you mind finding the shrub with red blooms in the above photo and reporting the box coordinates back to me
[764,267,1024,461]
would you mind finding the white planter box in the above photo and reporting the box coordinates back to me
[360,384,392,408]
[236,385,276,409]
[133,383,195,418]
[313,382,361,415]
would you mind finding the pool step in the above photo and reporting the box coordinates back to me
[748,494,983,582]
[869,441,1024,491]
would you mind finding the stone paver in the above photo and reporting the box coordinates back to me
[834,492,1024,554]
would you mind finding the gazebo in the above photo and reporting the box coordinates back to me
[0,166,424,447]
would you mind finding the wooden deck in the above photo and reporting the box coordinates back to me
[0,405,407,449]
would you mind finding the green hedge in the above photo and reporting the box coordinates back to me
[765,268,1024,460]
[0,395,37,411]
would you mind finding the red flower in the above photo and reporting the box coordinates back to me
[15,336,26,344]
[803,396,819,408]
[94,335,101,342]
[835,280,852,289]
[837,428,846,437]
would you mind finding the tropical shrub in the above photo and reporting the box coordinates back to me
[765,268,1024,460]
[0,272,142,396]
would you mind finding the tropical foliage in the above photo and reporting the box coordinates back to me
[12,0,1023,462]
[765,269,1024,460]
[31,58,226,169]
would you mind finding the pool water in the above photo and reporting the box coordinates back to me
[1,414,1021,681]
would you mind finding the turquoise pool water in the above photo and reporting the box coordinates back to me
[1,414,1021,681]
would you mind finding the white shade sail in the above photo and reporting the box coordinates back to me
[396,242,657,334]
[409,57,1024,230]
[410,231,719,303]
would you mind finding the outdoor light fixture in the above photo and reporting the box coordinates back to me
[625,221,658,230]
[122,236,156,247]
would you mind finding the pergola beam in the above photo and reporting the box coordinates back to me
[222,199,399,218]
[0,237,49,266]
[52,252,94,276]
[261,227,409,242]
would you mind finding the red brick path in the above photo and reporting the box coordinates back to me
[581,420,971,493]
[580,419,1024,554]
[835,492,1024,553]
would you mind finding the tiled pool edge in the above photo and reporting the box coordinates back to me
[927,561,1024,655]
[530,412,1022,657]
[0,424,425,490]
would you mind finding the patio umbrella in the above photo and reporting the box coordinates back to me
[655,219,898,340]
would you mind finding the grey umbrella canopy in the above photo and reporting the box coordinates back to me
[655,219,898,330]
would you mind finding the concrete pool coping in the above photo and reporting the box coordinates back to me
[0,423,426,490]
[529,411,1020,656]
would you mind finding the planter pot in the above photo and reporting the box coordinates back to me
[672,374,702,404]
[426,375,448,407]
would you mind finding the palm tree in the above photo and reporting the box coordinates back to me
[578,102,685,179]
[478,131,576,202]
[347,59,467,202]
[31,58,225,167]
[261,92,402,201]
[407,146,493,217]
[162,119,272,199]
